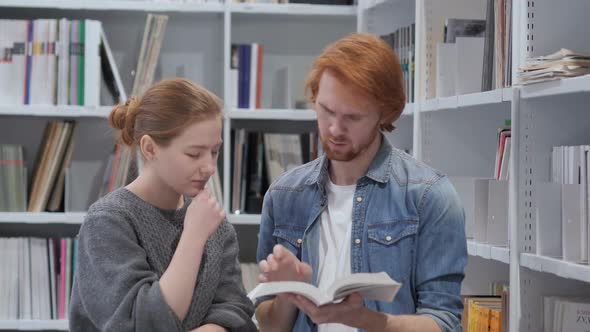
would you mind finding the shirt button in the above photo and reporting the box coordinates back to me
[356,197,363,202]
[355,239,361,245]
[297,238,303,245]
[386,235,392,241]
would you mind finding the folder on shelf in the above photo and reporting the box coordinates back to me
[535,182,563,258]
[486,180,508,247]
[561,183,587,263]
[455,37,485,95]
[436,43,457,98]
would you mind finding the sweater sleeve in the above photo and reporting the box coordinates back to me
[69,211,183,332]
[201,222,257,332]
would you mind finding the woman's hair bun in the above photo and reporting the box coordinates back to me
[108,97,141,146]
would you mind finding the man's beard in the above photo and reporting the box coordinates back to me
[321,137,358,161]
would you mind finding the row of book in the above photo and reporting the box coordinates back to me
[230,43,264,109]
[536,145,589,264]
[451,176,508,246]
[0,237,77,320]
[434,0,512,99]
[0,121,77,213]
[231,130,319,214]
[544,296,590,332]
[462,282,509,332]
[494,124,511,181]
[380,23,415,103]
[0,19,123,107]
[449,124,512,245]
[97,14,169,200]
[0,145,27,212]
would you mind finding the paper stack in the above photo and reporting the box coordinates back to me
[519,48,590,84]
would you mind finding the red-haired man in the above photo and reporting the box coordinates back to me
[256,33,467,332]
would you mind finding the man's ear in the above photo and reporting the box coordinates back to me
[139,135,158,161]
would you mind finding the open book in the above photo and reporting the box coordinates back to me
[248,272,401,306]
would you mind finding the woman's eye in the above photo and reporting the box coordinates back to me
[187,153,201,159]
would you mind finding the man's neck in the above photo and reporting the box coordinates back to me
[329,134,382,186]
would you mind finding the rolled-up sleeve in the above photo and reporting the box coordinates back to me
[415,176,468,332]
[201,222,257,332]
[69,212,182,332]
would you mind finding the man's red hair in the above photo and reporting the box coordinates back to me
[305,33,406,132]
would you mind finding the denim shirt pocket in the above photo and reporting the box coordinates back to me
[366,220,418,282]
[273,225,305,260]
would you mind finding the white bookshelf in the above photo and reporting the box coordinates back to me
[229,3,356,16]
[0,0,225,12]
[519,74,590,100]
[0,320,68,331]
[420,88,512,112]
[520,253,590,284]
[227,214,261,225]
[467,240,510,265]
[227,108,317,121]
[360,0,590,331]
[0,0,358,15]
[0,105,111,118]
[0,212,86,224]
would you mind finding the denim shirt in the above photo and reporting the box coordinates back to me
[256,137,467,332]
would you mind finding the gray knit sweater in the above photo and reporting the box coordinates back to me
[69,188,257,332]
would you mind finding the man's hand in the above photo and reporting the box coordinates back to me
[287,292,370,328]
[258,244,312,283]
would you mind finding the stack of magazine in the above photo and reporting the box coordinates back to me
[519,48,590,84]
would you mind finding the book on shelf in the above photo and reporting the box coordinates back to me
[248,272,401,306]
[380,23,415,103]
[0,18,125,107]
[230,130,316,214]
[443,18,486,43]
[0,237,77,320]
[548,145,589,264]
[0,144,27,212]
[462,283,509,332]
[436,18,486,97]
[544,296,590,332]
[27,121,77,213]
[99,14,168,198]
[230,43,264,109]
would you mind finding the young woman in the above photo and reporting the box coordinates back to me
[69,78,257,332]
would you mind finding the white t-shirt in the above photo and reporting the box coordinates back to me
[317,179,357,332]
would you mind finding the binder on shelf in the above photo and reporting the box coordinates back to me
[436,43,457,98]
[455,37,485,96]
[473,179,490,243]
[562,183,587,264]
[535,182,563,258]
[449,177,489,239]
[486,180,508,247]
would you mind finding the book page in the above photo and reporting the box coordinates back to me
[328,272,401,303]
[248,281,331,306]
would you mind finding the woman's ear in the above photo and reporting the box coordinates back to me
[140,135,158,161]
